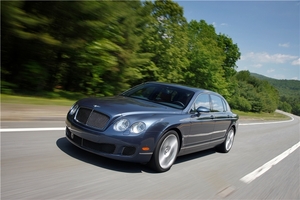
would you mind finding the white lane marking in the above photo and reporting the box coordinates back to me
[0,127,65,132]
[240,141,300,184]
[240,115,294,126]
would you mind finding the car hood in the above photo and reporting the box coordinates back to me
[77,96,182,116]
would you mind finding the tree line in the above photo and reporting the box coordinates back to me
[251,73,300,116]
[2,0,284,114]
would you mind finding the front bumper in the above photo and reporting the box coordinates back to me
[65,122,153,163]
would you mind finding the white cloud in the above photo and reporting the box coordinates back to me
[241,52,297,64]
[212,22,227,27]
[279,43,290,48]
[267,69,275,73]
[291,58,300,65]
[252,64,262,68]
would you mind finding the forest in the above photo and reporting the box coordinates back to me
[251,73,300,116]
[2,0,296,115]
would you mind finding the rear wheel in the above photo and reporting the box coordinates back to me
[149,130,179,172]
[217,127,235,153]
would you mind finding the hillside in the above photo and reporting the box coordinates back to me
[250,73,300,98]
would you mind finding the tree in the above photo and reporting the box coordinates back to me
[231,71,279,113]
[1,1,151,95]
[185,20,229,97]
[217,34,241,78]
[1,1,60,92]
[278,101,292,113]
[139,0,189,83]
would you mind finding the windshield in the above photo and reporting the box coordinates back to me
[121,83,194,109]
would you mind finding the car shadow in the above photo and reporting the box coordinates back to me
[56,137,150,173]
[56,137,216,173]
[175,149,216,164]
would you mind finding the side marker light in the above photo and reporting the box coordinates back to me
[142,147,150,151]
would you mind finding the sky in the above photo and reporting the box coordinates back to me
[176,0,300,80]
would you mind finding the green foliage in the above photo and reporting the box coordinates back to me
[17,61,48,92]
[230,71,279,113]
[184,20,241,98]
[3,0,284,116]
[230,96,252,112]
[139,0,189,83]
[278,101,292,113]
[1,81,18,95]
[251,73,300,98]
[292,103,300,116]
[252,73,300,116]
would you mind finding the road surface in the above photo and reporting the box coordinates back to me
[1,112,299,199]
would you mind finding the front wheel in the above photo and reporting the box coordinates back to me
[216,127,235,153]
[149,130,179,172]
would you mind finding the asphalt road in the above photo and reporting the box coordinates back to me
[1,112,299,199]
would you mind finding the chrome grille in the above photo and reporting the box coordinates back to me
[75,107,110,130]
[76,108,91,124]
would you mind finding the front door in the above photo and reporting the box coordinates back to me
[185,94,215,146]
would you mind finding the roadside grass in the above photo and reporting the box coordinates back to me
[1,94,76,106]
[233,110,290,121]
[1,93,290,121]
[1,89,90,106]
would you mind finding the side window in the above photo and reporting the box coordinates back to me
[210,95,225,112]
[191,94,210,113]
[222,99,228,112]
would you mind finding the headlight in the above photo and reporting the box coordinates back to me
[130,122,146,134]
[113,118,130,131]
[69,104,78,115]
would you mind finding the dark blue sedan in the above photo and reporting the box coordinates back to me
[66,82,238,172]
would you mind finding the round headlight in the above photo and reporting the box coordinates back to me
[70,104,78,115]
[130,122,146,134]
[113,118,130,131]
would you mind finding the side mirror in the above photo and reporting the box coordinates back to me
[197,106,210,113]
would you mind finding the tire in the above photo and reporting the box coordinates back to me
[149,130,179,172]
[217,127,235,153]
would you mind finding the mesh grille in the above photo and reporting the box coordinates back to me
[76,108,91,124]
[75,107,110,130]
[86,111,110,129]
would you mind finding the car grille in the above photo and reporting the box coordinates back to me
[75,107,110,130]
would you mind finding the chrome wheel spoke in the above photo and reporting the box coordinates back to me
[158,134,178,169]
[226,130,234,151]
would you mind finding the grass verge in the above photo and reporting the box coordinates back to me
[233,110,290,121]
[1,94,75,106]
